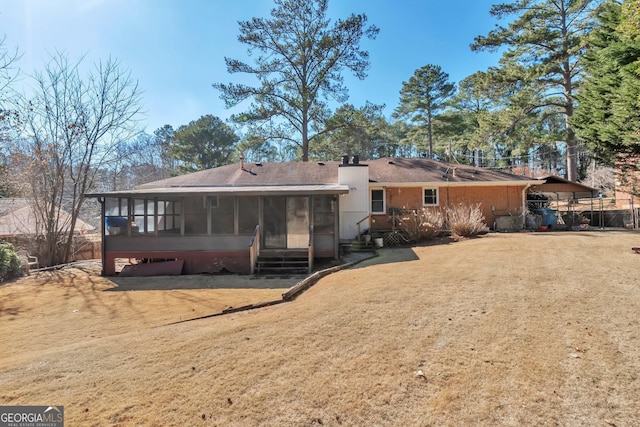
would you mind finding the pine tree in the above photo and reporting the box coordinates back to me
[472,0,600,181]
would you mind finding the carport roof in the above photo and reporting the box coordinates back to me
[529,175,599,198]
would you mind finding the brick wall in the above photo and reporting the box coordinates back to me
[371,185,526,230]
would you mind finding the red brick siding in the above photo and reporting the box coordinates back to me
[371,185,525,230]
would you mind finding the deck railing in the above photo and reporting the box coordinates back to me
[249,225,261,274]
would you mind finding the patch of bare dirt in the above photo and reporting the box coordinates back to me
[1,231,640,426]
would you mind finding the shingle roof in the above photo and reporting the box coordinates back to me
[138,161,342,189]
[367,158,536,184]
[0,198,29,216]
[137,157,535,190]
[0,202,95,236]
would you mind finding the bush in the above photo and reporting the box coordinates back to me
[0,242,23,281]
[446,203,487,238]
[398,208,445,241]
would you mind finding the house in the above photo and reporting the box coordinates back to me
[366,158,544,232]
[0,198,95,238]
[86,157,541,276]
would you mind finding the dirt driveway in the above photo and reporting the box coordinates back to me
[1,231,640,426]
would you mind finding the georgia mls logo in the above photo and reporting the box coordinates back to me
[0,405,64,427]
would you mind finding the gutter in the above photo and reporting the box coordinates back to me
[371,180,541,188]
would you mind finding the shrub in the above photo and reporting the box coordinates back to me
[446,203,487,238]
[0,242,23,281]
[398,208,445,241]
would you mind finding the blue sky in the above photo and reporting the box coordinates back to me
[1,0,502,134]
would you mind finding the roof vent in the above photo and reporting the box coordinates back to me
[317,162,325,166]
[255,162,263,167]
[388,160,394,165]
[353,155,359,165]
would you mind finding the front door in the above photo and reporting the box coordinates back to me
[263,196,309,249]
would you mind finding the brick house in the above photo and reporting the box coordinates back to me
[86,157,540,276]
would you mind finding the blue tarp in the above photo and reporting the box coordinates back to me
[532,208,558,227]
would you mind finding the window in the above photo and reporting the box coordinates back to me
[371,189,385,214]
[106,197,179,235]
[158,200,181,233]
[132,199,152,234]
[105,197,129,235]
[423,188,439,206]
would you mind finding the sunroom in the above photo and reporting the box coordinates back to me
[88,184,348,276]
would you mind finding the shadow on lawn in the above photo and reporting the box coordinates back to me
[351,236,458,269]
[105,273,300,291]
[108,236,460,294]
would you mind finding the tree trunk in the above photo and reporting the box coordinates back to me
[427,109,433,159]
[565,89,577,182]
[302,112,309,162]
[566,125,577,182]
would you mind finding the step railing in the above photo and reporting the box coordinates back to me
[356,214,371,241]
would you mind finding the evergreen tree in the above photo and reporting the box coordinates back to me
[394,64,455,159]
[572,0,640,164]
[172,115,238,172]
[213,0,378,161]
[472,0,600,181]
[310,103,389,161]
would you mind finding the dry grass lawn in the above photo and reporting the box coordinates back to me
[1,231,640,426]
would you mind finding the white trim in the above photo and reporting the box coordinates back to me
[87,184,350,198]
[422,187,439,207]
[370,187,386,214]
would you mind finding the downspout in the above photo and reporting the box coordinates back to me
[522,184,533,230]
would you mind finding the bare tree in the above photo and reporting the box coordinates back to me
[13,53,142,265]
[0,34,20,101]
[0,35,22,196]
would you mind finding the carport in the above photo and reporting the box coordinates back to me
[527,176,602,230]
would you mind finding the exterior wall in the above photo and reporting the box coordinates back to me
[338,164,369,239]
[313,234,336,258]
[105,250,250,275]
[104,235,253,275]
[104,230,338,275]
[445,186,524,228]
[105,234,252,252]
[371,185,526,230]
